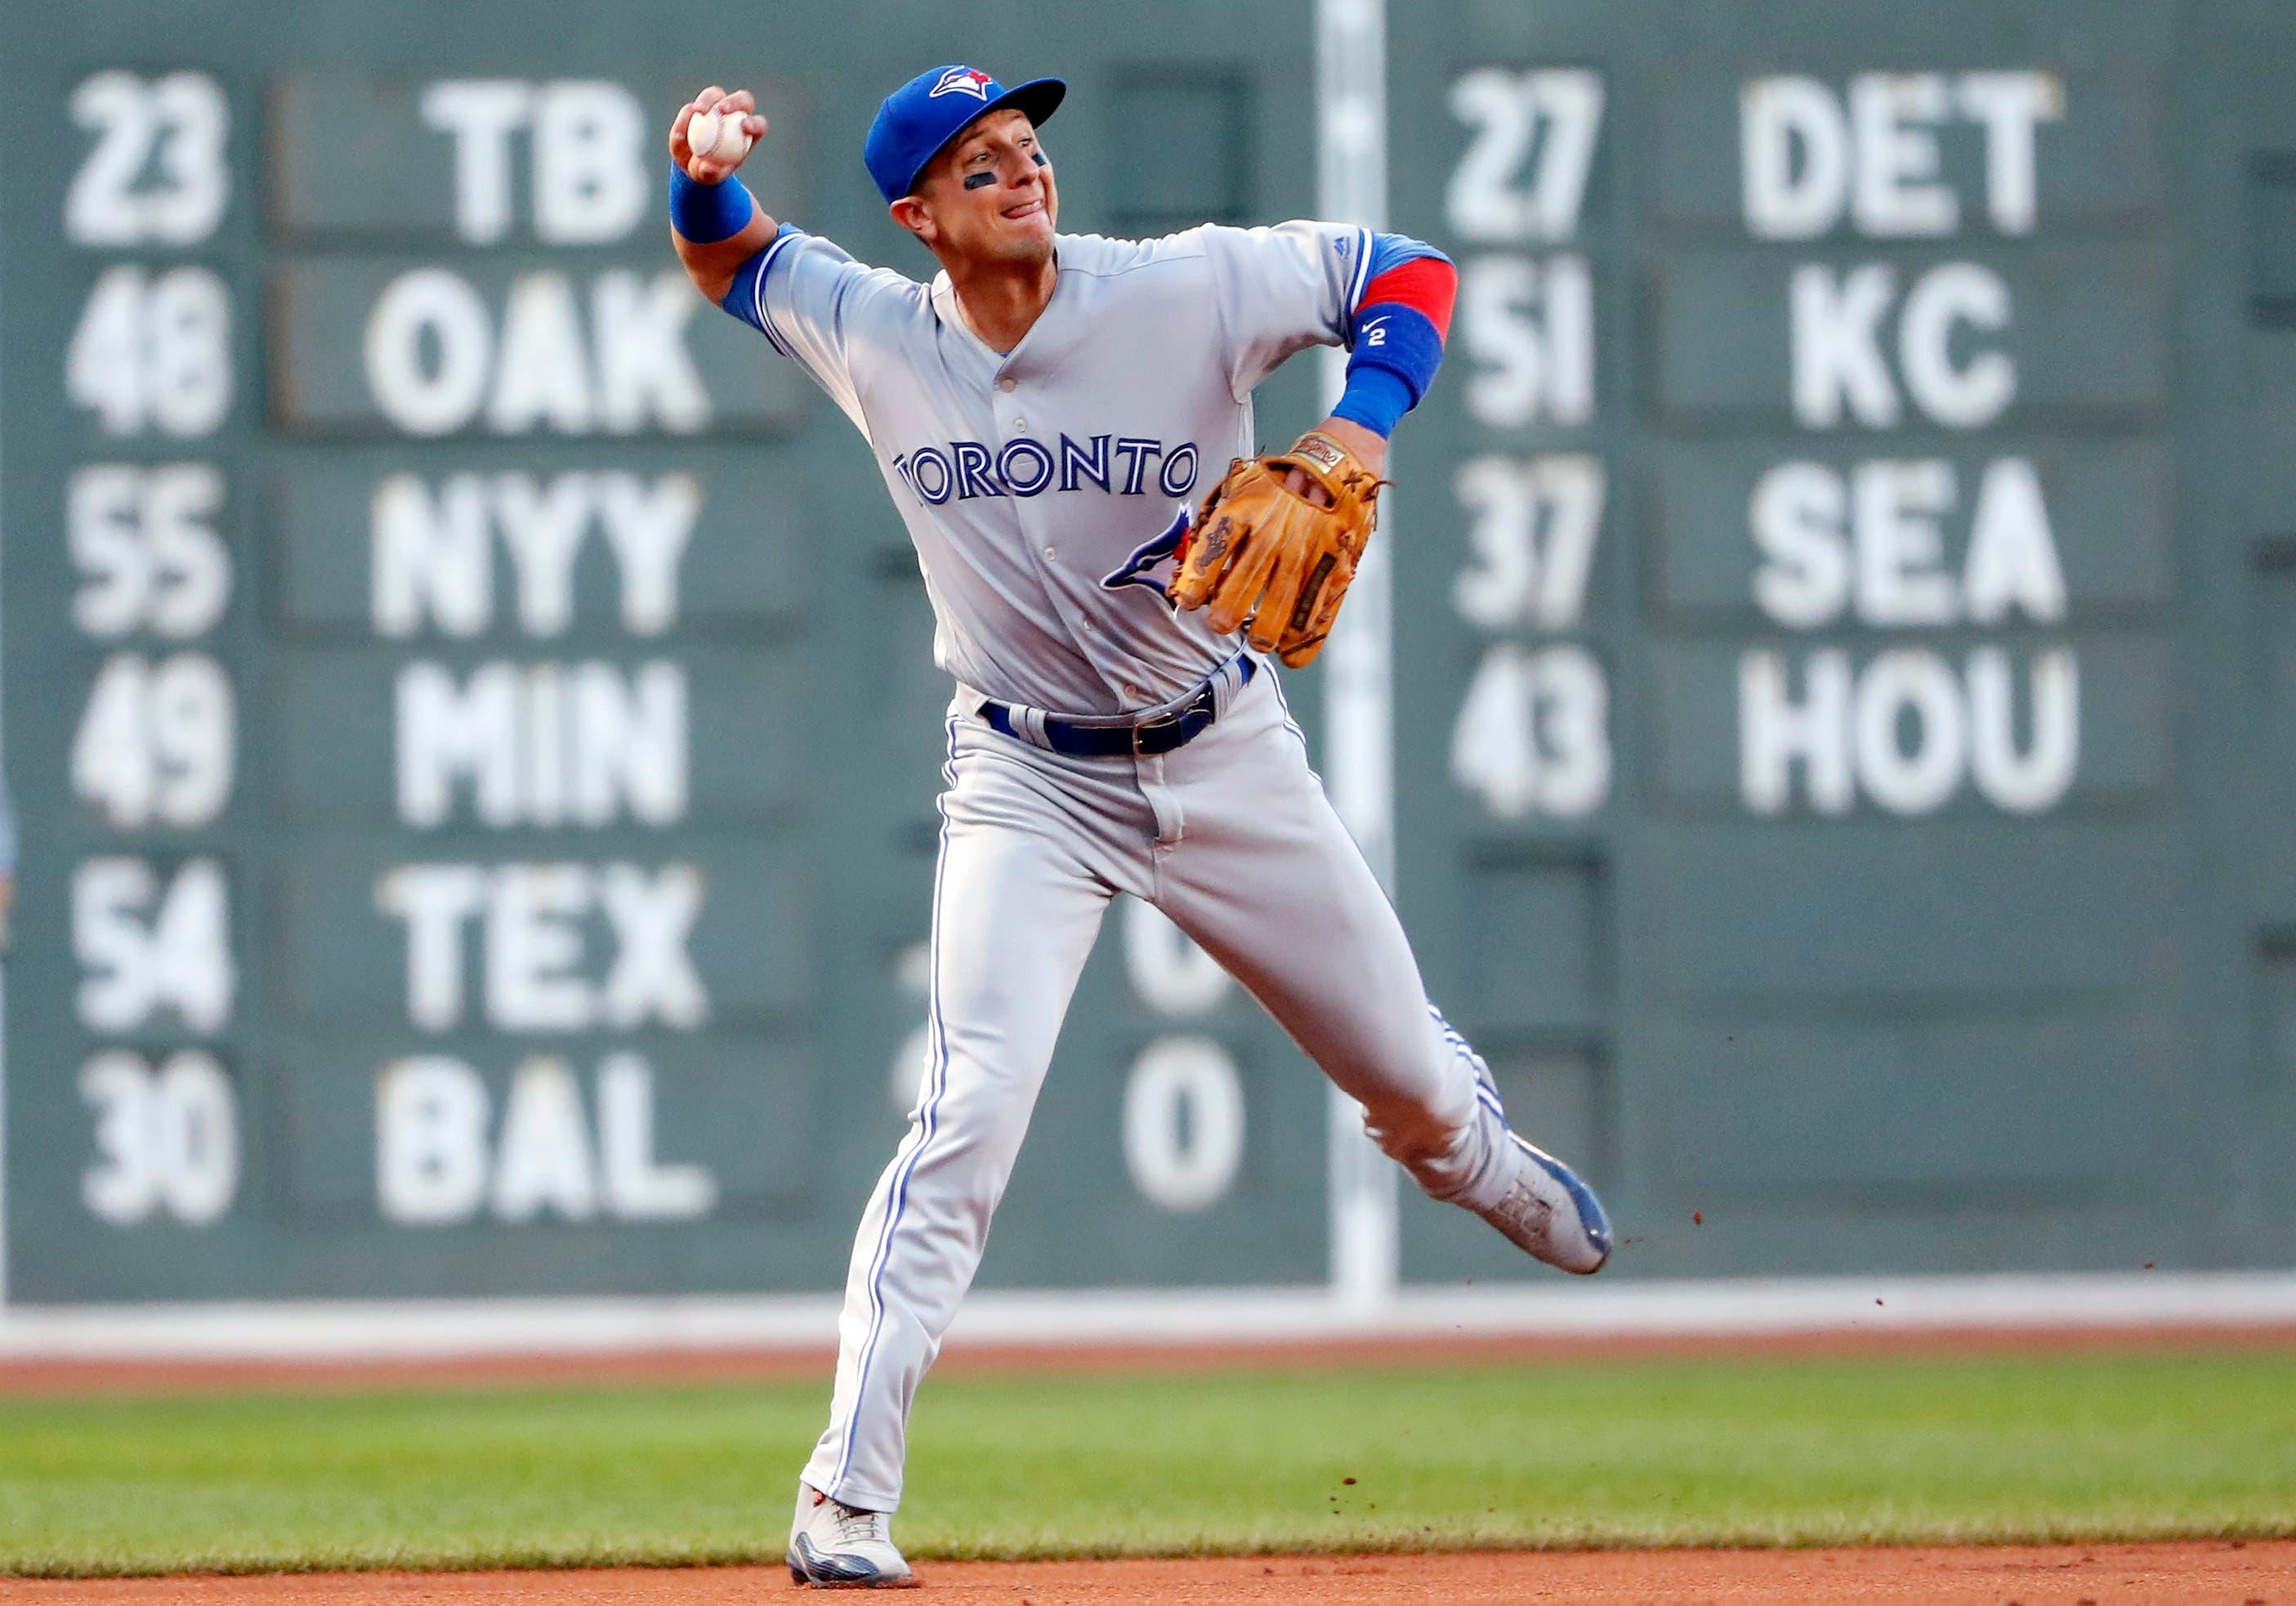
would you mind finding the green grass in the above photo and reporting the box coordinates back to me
[1,1351,2292,1576]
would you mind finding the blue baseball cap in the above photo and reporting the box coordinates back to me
[864,65,1066,204]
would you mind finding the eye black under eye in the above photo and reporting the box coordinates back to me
[1031,151,1047,167]
[963,171,996,190]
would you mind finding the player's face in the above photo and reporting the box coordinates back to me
[905,110,1058,266]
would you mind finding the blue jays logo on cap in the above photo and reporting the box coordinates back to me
[864,64,1067,204]
[930,66,995,101]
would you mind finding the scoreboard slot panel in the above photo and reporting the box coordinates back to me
[1450,849,1607,1040]
[265,75,808,247]
[274,1029,819,1229]
[2246,561,2296,920]
[267,451,813,641]
[1649,822,2175,1003]
[1648,631,2173,819]
[1649,244,2170,430]
[1648,1009,2176,1199]
[273,848,815,1029]
[2248,942,2296,1255]
[1644,440,2172,625]
[268,642,807,826]
[1649,68,2163,237]
[267,256,806,438]
[2254,329,2296,513]
[2253,157,2296,320]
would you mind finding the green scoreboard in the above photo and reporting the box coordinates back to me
[3,0,2292,1311]
[1385,0,2296,1280]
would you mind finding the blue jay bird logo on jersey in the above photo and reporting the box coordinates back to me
[1100,505,1193,605]
[931,67,995,100]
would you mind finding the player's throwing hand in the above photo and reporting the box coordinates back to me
[670,86,766,184]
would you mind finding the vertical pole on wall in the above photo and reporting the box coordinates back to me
[1316,0,1400,1313]
[0,268,11,1313]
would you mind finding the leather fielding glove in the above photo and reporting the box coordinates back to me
[1166,429,1385,669]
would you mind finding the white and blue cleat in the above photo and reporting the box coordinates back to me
[1477,1134,1613,1274]
[788,1483,918,1589]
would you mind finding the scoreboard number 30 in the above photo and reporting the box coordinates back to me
[79,1049,239,1226]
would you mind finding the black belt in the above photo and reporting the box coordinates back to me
[980,657,1257,758]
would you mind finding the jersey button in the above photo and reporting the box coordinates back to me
[1043,545,1057,561]
[1123,683,1141,700]
[997,378,1017,392]
[1012,417,1028,432]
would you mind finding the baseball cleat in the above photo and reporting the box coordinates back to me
[1477,1134,1613,1274]
[787,1483,918,1589]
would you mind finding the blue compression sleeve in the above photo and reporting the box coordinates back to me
[669,162,757,244]
[1331,363,1418,439]
[1330,239,1455,438]
[1333,302,1446,437]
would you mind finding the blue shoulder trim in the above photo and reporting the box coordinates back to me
[720,223,809,357]
[1361,230,1453,290]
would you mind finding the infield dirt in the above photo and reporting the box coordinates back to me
[0,1541,2287,1603]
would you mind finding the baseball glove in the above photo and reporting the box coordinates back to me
[1166,430,1385,668]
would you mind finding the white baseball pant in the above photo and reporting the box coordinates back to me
[799,664,1520,1510]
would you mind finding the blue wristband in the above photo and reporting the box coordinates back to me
[1333,302,1446,438]
[668,162,757,244]
[1330,365,1414,439]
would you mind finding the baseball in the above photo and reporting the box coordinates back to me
[686,109,751,167]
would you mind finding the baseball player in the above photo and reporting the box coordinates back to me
[668,65,1613,1589]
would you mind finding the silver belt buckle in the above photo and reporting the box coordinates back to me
[1131,705,1192,756]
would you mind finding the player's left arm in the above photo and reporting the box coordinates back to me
[1176,230,1458,660]
[1298,234,1458,490]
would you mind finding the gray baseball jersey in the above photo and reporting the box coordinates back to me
[719,221,1528,1514]
[727,220,1375,714]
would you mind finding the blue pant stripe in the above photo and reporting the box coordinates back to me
[1263,663,1318,768]
[830,716,961,1494]
[1429,1004,1512,1127]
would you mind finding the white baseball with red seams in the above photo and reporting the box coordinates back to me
[684,109,751,167]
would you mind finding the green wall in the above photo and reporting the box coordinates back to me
[2,0,2289,1305]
